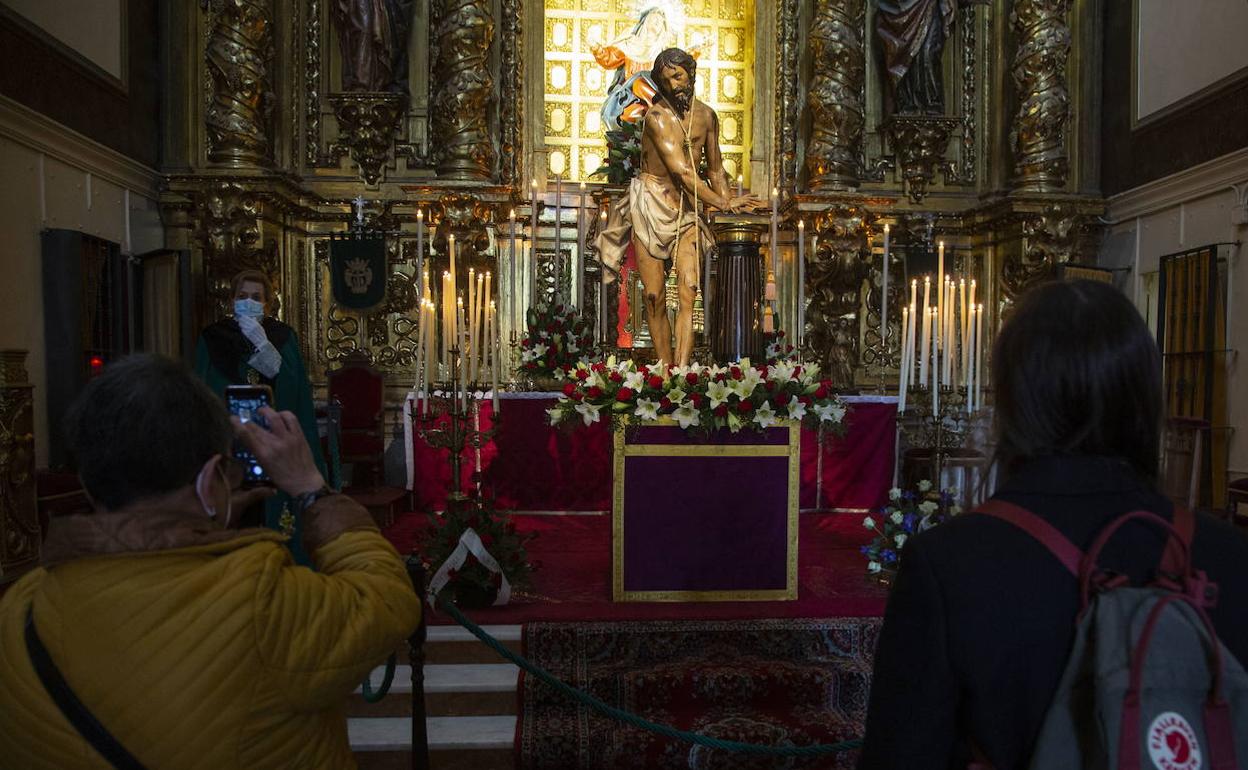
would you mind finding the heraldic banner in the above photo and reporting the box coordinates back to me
[330,235,387,311]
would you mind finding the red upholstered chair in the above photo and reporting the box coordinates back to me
[326,353,408,527]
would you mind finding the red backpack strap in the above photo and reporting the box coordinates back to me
[1159,504,1195,577]
[974,500,1083,578]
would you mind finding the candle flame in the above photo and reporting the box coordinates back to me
[449,234,455,242]
[883,223,890,233]
[417,209,423,220]
[510,208,516,219]
[798,220,805,230]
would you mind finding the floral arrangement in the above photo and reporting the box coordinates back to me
[861,480,961,578]
[518,301,595,379]
[545,356,849,435]
[422,499,537,608]
[763,330,798,365]
[592,122,642,184]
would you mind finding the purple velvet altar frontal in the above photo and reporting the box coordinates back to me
[612,420,799,602]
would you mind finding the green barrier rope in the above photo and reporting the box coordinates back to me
[436,596,864,757]
[360,652,397,703]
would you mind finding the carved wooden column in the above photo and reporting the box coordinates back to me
[807,207,873,384]
[0,350,39,585]
[1010,0,1072,192]
[430,0,497,181]
[805,0,866,190]
[204,0,276,167]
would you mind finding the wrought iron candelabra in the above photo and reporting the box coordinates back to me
[413,347,499,511]
[898,384,973,483]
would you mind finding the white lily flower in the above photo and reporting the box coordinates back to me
[623,371,645,391]
[574,401,602,426]
[894,534,907,548]
[567,340,579,354]
[918,480,933,492]
[889,487,902,502]
[547,406,564,426]
[671,363,693,379]
[770,361,798,383]
[862,516,876,529]
[707,380,734,409]
[753,401,779,429]
[890,511,904,525]
[538,330,549,340]
[585,371,606,390]
[786,400,808,421]
[634,398,660,421]
[813,402,839,422]
[673,403,701,429]
[918,500,938,515]
[868,561,882,574]
[666,386,687,405]
[532,343,549,358]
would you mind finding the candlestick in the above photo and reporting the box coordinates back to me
[881,224,890,356]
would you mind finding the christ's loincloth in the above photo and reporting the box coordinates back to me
[628,172,715,265]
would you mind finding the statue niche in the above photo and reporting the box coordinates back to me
[875,0,959,117]
[330,0,416,94]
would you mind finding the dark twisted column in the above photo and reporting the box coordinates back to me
[805,0,866,190]
[430,0,497,181]
[205,0,276,167]
[0,350,38,585]
[1010,0,1072,192]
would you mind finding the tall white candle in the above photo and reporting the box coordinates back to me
[797,220,805,350]
[467,268,477,382]
[908,301,918,387]
[599,208,608,344]
[509,209,517,336]
[881,224,891,355]
[736,174,743,197]
[577,183,587,308]
[530,179,539,308]
[554,176,563,301]
[899,305,910,410]
[976,303,985,409]
[490,300,500,413]
[416,208,425,296]
[449,234,457,300]
[770,188,779,277]
[481,272,490,380]
[920,277,931,386]
[931,308,939,414]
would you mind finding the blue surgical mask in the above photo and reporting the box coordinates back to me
[234,298,265,319]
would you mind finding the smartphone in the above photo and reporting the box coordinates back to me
[226,385,274,486]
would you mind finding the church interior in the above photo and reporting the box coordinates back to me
[2,0,1248,768]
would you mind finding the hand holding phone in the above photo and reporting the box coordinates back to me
[232,406,327,499]
[226,385,274,485]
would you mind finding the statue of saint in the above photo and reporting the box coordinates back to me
[591,5,701,132]
[875,0,959,115]
[598,48,764,367]
[330,0,415,93]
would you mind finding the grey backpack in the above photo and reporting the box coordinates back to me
[979,501,1248,770]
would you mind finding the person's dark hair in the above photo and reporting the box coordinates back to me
[653,47,696,86]
[64,354,234,510]
[230,270,272,301]
[992,279,1162,481]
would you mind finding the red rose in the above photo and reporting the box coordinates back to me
[647,375,664,389]
[570,391,583,401]
[738,400,754,413]
[800,396,813,406]
[730,366,743,380]
[640,365,650,375]
[609,371,623,383]
[587,386,603,399]
[714,373,726,382]
[690,393,704,408]
[713,404,728,417]
[775,391,791,406]
[616,388,635,401]
[562,382,577,397]
[660,397,673,410]
[521,338,531,346]
[776,330,786,338]
[685,372,699,386]
[815,384,829,399]
[592,362,605,373]
[575,369,590,381]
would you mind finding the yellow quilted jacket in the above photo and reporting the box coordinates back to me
[0,494,421,769]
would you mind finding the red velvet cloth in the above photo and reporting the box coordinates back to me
[410,395,896,513]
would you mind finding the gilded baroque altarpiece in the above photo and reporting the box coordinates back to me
[159,0,1106,396]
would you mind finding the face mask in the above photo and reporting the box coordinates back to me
[194,462,232,528]
[234,298,265,319]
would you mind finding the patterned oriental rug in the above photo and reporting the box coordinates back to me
[518,617,881,770]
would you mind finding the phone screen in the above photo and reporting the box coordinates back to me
[226,386,273,485]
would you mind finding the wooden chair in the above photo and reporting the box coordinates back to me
[326,354,409,528]
[1159,417,1207,512]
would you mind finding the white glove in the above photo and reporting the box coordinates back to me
[248,340,283,379]
[237,315,267,346]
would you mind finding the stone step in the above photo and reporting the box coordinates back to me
[418,624,522,665]
[350,716,515,770]
[348,664,519,717]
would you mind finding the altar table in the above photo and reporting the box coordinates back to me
[405,393,897,514]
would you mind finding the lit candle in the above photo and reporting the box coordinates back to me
[908,301,918,388]
[467,268,477,382]
[920,276,931,386]
[490,300,500,413]
[481,271,491,381]
[577,182,587,308]
[416,208,425,296]
[936,241,944,367]
[975,303,985,409]
[530,178,539,309]
[554,175,563,301]
[442,271,452,375]
[798,221,806,353]
[959,278,967,386]
[881,223,890,354]
[599,208,608,344]
[931,308,939,414]
[509,208,517,336]
[967,278,976,389]
[449,233,457,300]
[769,188,779,278]
[899,305,909,410]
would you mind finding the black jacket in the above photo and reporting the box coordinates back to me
[858,454,1248,770]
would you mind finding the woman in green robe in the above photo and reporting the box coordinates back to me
[193,270,326,565]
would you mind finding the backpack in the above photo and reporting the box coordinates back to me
[976,500,1248,770]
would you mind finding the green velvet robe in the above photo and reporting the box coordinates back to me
[193,318,326,565]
